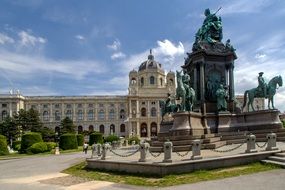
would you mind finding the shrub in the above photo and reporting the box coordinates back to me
[76,134,84,146]
[89,132,103,145]
[0,135,9,155]
[45,142,57,151]
[104,135,119,143]
[27,142,48,154]
[15,144,21,151]
[127,135,140,144]
[12,140,21,150]
[20,132,43,153]
[59,133,78,150]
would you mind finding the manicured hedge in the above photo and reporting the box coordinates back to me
[104,135,119,143]
[45,142,57,151]
[59,133,78,150]
[89,132,103,145]
[0,135,9,155]
[20,132,43,153]
[127,135,140,144]
[27,142,48,154]
[76,134,84,146]
[12,140,21,151]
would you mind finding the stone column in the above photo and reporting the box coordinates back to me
[191,140,202,160]
[199,62,206,113]
[163,141,173,163]
[138,142,150,162]
[193,66,197,93]
[245,134,257,153]
[266,133,278,151]
[229,63,235,101]
[50,103,53,122]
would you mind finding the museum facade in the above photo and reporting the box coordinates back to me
[0,51,264,138]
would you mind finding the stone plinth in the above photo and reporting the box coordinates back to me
[170,112,205,137]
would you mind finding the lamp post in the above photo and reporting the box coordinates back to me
[55,131,60,155]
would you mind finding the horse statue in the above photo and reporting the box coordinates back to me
[243,75,283,111]
[176,70,196,112]
[159,100,180,119]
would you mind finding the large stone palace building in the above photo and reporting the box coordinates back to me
[0,51,264,138]
[0,51,176,138]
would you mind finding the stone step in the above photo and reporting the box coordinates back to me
[203,137,221,144]
[202,141,227,149]
[261,159,285,168]
[268,156,285,163]
[173,145,192,152]
[275,153,285,157]
[226,139,246,145]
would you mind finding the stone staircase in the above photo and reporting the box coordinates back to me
[150,134,226,152]
[150,128,285,152]
[220,128,285,145]
[261,152,285,168]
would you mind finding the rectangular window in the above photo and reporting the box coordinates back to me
[78,104,82,108]
[54,104,60,108]
[43,104,48,109]
[66,104,72,108]
[88,104,93,108]
[2,104,7,108]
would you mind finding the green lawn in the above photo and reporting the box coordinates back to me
[63,161,281,187]
[0,146,84,160]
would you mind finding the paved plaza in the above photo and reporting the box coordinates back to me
[0,143,285,190]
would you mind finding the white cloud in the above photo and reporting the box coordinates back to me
[0,33,15,44]
[222,0,271,15]
[18,31,46,47]
[107,39,121,51]
[0,51,106,80]
[255,53,267,59]
[75,35,85,41]
[111,52,126,60]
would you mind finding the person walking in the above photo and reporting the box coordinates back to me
[83,142,88,154]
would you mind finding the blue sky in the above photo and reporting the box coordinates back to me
[0,0,285,111]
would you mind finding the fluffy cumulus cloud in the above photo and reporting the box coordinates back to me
[18,31,46,47]
[107,39,126,60]
[121,39,187,73]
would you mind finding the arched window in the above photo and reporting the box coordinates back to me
[151,107,156,117]
[110,124,115,134]
[66,110,72,119]
[55,126,60,133]
[120,124,125,133]
[140,123,147,137]
[109,109,115,120]
[131,77,136,84]
[2,110,8,120]
[160,78,163,86]
[120,109,125,119]
[43,111,49,121]
[169,78,174,86]
[98,109,105,120]
[141,77,144,86]
[88,110,94,120]
[77,110,83,121]
[55,111,61,121]
[78,125,83,133]
[99,124,105,134]
[89,125,94,132]
[141,108,146,117]
[150,76,155,85]
[151,122,157,136]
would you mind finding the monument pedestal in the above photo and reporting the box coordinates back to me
[170,112,205,137]
[217,111,232,133]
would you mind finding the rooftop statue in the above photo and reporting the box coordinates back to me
[243,73,283,111]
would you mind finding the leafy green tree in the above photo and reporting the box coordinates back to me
[14,108,43,133]
[60,117,76,134]
[0,117,21,145]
